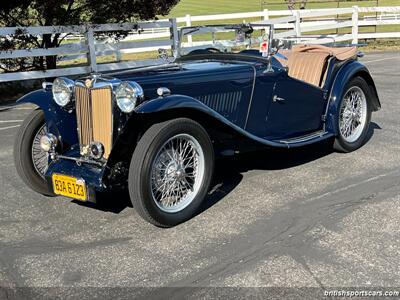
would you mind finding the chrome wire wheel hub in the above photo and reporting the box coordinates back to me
[31,124,49,177]
[150,134,205,213]
[339,86,367,143]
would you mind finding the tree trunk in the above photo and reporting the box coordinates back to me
[42,33,57,69]
[45,55,57,69]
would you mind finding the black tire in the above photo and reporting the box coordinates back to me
[128,118,214,227]
[333,77,372,153]
[13,109,54,196]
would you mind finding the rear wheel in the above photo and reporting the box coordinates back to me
[128,118,214,227]
[333,77,372,152]
[13,109,54,196]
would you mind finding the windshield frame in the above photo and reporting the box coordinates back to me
[176,23,275,59]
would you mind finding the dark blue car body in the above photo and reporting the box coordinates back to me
[17,52,380,194]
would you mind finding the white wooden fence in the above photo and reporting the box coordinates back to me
[0,6,399,82]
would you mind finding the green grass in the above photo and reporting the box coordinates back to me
[167,0,400,17]
[166,0,399,38]
[53,0,400,68]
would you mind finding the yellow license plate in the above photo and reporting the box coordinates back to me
[52,174,87,201]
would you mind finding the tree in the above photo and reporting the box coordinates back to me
[0,0,179,71]
[286,0,307,10]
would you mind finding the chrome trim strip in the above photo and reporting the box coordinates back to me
[244,65,257,129]
[279,130,328,144]
[105,63,181,76]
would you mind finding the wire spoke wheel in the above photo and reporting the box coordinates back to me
[31,124,49,177]
[150,133,205,213]
[339,86,368,143]
[129,118,214,227]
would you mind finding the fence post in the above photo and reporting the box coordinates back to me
[85,27,98,73]
[115,46,122,62]
[170,18,179,58]
[352,6,359,44]
[263,9,269,21]
[294,10,301,43]
[186,14,193,46]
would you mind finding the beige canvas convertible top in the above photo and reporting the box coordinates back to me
[277,44,358,87]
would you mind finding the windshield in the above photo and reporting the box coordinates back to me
[178,24,289,58]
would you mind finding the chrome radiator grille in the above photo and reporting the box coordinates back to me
[75,86,113,159]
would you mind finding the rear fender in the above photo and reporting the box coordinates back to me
[325,60,381,134]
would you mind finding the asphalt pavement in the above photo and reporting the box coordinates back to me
[0,52,399,299]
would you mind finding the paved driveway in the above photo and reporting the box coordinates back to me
[0,52,399,299]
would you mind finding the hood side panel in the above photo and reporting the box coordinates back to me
[116,61,256,128]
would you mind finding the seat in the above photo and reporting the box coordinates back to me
[286,51,331,87]
[276,44,357,87]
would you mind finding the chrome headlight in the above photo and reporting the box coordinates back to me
[89,141,104,160]
[39,133,58,152]
[115,81,144,113]
[52,77,74,107]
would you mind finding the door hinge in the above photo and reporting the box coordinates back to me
[321,114,327,122]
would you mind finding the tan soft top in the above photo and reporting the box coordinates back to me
[290,44,358,61]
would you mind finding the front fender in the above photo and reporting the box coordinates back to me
[135,95,286,148]
[326,60,381,134]
[17,89,79,150]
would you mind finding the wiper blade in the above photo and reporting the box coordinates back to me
[184,27,202,35]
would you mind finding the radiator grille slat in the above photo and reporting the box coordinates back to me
[75,86,92,146]
[91,88,113,158]
[75,86,113,159]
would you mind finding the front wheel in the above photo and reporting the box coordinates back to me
[13,109,54,196]
[333,77,372,152]
[128,118,214,227]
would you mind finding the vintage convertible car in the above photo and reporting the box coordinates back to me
[14,24,380,227]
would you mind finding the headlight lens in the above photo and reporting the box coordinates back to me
[89,142,104,160]
[39,133,58,152]
[115,81,144,113]
[52,77,74,107]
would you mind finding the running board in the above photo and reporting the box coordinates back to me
[275,131,331,145]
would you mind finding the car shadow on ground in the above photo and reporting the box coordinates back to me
[73,122,381,217]
[199,121,381,214]
[197,138,335,215]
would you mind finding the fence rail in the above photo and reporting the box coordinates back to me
[0,6,399,82]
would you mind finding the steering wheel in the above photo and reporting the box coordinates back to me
[204,47,222,53]
[187,47,223,56]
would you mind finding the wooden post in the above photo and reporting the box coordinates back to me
[294,10,301,43]
[263,9,269,21]
[262,9,269,37]
[85,27,98,73]
[169,18,179,58]
[115,44,122,62]
[352,6,359,44]
[186,14,193,46]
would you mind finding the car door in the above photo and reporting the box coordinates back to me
[244,65,279,137]
[264,69,327,140]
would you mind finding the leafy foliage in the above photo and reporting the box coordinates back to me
[0,0,179,71]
